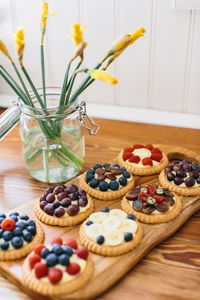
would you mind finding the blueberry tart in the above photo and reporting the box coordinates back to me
[34,184,94,226]
[79,163,135,200]
[22,237,93,296]
[121,185,182,223]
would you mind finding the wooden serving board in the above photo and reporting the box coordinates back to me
[0,145,200,300]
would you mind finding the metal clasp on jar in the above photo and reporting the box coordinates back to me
[76,101,100,135]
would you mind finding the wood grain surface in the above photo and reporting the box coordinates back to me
[0,112,200,300]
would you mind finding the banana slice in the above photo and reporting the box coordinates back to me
[89,212,108,223]
[109,209,127,222]
[104,230,124,246]
[85,223,103,241]
[120,219,138,234]
[102,216,121,231]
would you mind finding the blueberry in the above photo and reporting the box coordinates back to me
[124,232,133,242]
[127,214,135,220]
[46,253,58,267]
[23,231,33,242]
[63,246,73,256]
[26,220,35,227]
[103,163,111,168]
[109,180,119,190]
[9,212,19,216]
[123,171,131,178]
[3,231,13,241]
[0,213,6,219]
[113,164,120,168]
[0,229,3,238]
[86,169,95,175]
[12,227,23,236]
[96,235,105,245]
[0,218,4,224]
[41,247,51,258]
[0,240,9,250]
[59,254,70,266]
[99,181,109,191]
[120,167,126,171]
[19,214,29,220]
[89,179,99,188]
[52,243,64,255]
[93,164,102,170]
[16,221,26,229]
[11,237,23,249]
[86,220,93,226]
[86,174,94,183]
[102,207,109,213]
[26,226,36,236]
[9,215,18,222]
[119,177,127,186]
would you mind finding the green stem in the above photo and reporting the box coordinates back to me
[41,45,46,107]
[59,62,71,109]
[65,60,82,105]
[25,149,43,163]
[43,138,50,182]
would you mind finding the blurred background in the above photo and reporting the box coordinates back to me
[0,0,200,128]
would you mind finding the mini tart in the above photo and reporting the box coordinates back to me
[34,183,94,226]
[22,238,93,296]
[121,185,182,224]
[0,212,44,261]
[79,208,143,256]
[118,144,169,175]
[79,163,135,200]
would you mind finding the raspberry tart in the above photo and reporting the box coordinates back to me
[0,212,44,260]
[22,237,93,296]
[121,185,182,223]
[159,160,200,196]
[79,208,143,256]
[118,144,168,175]
[79,163,135,200]
[34,184,94,226]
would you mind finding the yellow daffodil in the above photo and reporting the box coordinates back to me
[72,23,86,46]
[0,39,12,61]
[89,69,118,85]
[41,1,58,44]
[13,28,24,65]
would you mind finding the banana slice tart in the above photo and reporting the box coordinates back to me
[22,237,93,296]
[121,185,182,224]
[79,163,135,200]
[34,183,94,226]
[118,144,168,175]
[79,208,143,256]
[0,211,44,261]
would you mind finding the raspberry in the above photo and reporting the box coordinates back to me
[142,157,153,166]
[145,144,153,150]
[34,262,48,279]
[64,238,78,249]
[128,155,140,163]
[139,192,148,202]
[66,263,80,275]
[124,147,133,153]
[75,248,89,260]
[155,195,165,203]
[123,152,132,161]
[1,219,16,231]
[29,253,41,269]
[48,268,63,284]
[150,153,163,162]
[133,144,144,150]
[34,244,46,255]
[51,237,63,245]
[151,148,162,155]
[147,185,157,196]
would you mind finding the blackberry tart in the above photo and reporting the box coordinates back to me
[22,237,93,296]
[118,144,168,175]
[79,163,135,200]
[0,212,44,260]
[121,185,182,223]
[34,184,94,226]
[159,160,200,196]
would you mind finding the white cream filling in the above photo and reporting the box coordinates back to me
[171,171,200,188]
[125,148,161,168]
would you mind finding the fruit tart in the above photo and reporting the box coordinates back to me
[22,237,93,296]
[79,163,135,200]
[121,185,182,224]
[79,207,143,256]
[0,212,44,260]
[118,144,168,175]
[34,184,94,226]
[159,159,200,196]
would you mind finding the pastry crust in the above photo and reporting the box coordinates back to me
[118,150,169,175]
[79,220,143,256]
[121,194,182,224]
[0,221,44,261]
[79,172,135,200]
[159,170,200,196]
[34,195,94,226]
[22,255,93,296]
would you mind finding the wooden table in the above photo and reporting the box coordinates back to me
[0,116,200,300]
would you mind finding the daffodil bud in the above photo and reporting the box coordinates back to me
[71,41,87,63]
[13,28,24,65]
[89,69,118,85]
[0,39,12,61]
[72,23,86,46]
[41,1,58,44]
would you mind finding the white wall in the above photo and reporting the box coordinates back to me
[0,0,200,128]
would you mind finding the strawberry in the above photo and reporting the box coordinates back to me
[34,244,45,255]
[48,268,63,284]
[75,248,89,260]
[147,185,157,196]
[124,147,133,153]
[64,238,78,249]
[142,157,153,166]
[139,192,148,202]
[51,237,63,245]
[150,153,163,162]
[1,219,16,231]
[29,253,41,269]
[155,195,165,203]
[145,144,153,150]
[123,152,132,161]
[151,147,162,155]
[133,144,144,150]
[66,263,80,275]
[128,155,140,163]
[34,262,48,279]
